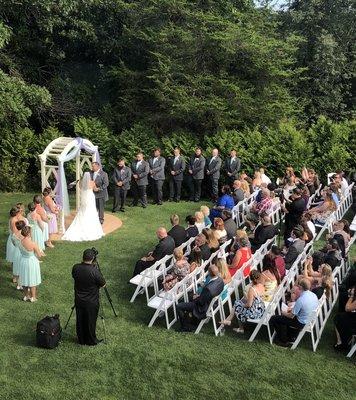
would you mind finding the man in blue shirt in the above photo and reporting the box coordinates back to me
[270,278,319,347]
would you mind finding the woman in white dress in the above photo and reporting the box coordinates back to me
[62,172,104,242]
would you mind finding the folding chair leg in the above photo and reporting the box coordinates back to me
[291,330,304,350]
[148,308,161,328]
[130,285,144,303]
[195,318,208,334]
[347,343,356,358]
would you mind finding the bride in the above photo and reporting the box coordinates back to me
[62,172,104,242]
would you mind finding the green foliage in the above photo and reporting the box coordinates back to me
[161,131,199,160]
[0,128,35,191]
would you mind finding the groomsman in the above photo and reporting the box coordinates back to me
[148,148,166,205]
[112,158,132,212]
[131,152,149,208]
[168,147,186,202]
[225,149,241,186]
[91,162,109,224]
[206,148,222,202]
[188,147,205,202]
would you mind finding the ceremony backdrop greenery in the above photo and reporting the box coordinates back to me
[0,0,355,191]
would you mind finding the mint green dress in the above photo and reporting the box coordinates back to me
[6,222,15,263]
[18,243,41,287]
[11,234,22,276]
[27,214,45,251]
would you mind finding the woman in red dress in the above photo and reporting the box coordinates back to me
[229,237,252,278]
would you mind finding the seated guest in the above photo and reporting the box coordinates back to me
[232,180,245,204]
[308,189,337,224]
[202,228,220,253]
[176,265,224,332]
[252,170,263,190]
[212,217,227,244]
[189,248,203,273]
[329,220,350,255]
[239,175,251,197]
[188,234,211,263]
[209,185,235,220]
[333,171,349,197]
[185,215,199,239]
[300,185,310,210]
[245,188,273,231]
[167,214,187,247]
[329,182,341,207]
[216,258,232,285]
[333,285,356,351]
[301,260,333,299]
[200,205,211,226]
[301,167,320,195]
[250,214,278,252]
[221,210,237,240]
[132,227,175,277]
[323,239,342,270]
[263,246,286,281]
[270,278,319,347]
[301,212,315,241]
[260,258,281,301]
[283,177,296,202]
[228,237,252,277]
[220,270,265,333]
[163,248,190,291]
[283,226,305,269]
[259,167,271,185]
[194,211,206,233]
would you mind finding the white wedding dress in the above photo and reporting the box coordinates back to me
[62,172,104,242]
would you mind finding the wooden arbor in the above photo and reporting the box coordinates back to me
[38,137,99,233]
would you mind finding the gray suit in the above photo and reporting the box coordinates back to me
[149,156,166,204]
[188,155,205,201]
[285,238,305,269]
[112,166,132,211]
[90,169,109,223]
[225,157,241,185]
[168,156,186,201]
[131,160,149,207]
[206,156,222,201]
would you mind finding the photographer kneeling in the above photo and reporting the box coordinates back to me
[72,249,106,346]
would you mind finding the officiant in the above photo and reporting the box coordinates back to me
[91,162,109,224]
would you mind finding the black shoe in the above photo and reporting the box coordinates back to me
[120,208,125,212]
[95,339,104,345]
[168,198,173,202]
[157,202,163,205]
[111,209,116,213]
[129,203,137,207]
[142,204,147,208]
[274,340,290,348]
[175,199,180,203]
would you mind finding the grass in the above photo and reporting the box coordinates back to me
[0,192,355,400]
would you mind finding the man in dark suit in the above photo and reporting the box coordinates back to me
[225,149,241,186]
[187,234,211,262]
[250,214,278,252]
[206,148,222,202]
[282,188,305,242]
[149,148,166,205]
[176,265,224,332]
[91,162,109,224]
[131,152,150,208]
[168,147,186,202]
[112,158,132,212]
[132,227,175,277]
[221,210,237,240]
[188,147,206,202]
[168,214,187,247]
[72,249,106,346]
[284,226,305,269]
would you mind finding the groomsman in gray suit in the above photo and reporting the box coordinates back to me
[131,152,149,208]
[112,158,132,212]
[225,149,241,186]
[90,162,109,224]
[149,148,166,205]
[188,147,205,202]
[168,147,186,202]
[206,148,222,202]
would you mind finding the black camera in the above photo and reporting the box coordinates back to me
[91,247,99,257]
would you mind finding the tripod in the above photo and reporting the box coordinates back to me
[64,258,118,343]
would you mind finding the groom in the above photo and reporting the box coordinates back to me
[90,162,109,224]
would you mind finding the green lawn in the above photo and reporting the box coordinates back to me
[0,193,355,400]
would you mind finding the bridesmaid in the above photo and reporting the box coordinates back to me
[18,226,43,302]
[6,207,21,265]
[42,187,59,241]
[33,194,53,248]
[11,220,26,289]
[16,202,29,225]
[27,203,45,252]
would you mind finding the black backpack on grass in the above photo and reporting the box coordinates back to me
[36,314,62,349]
